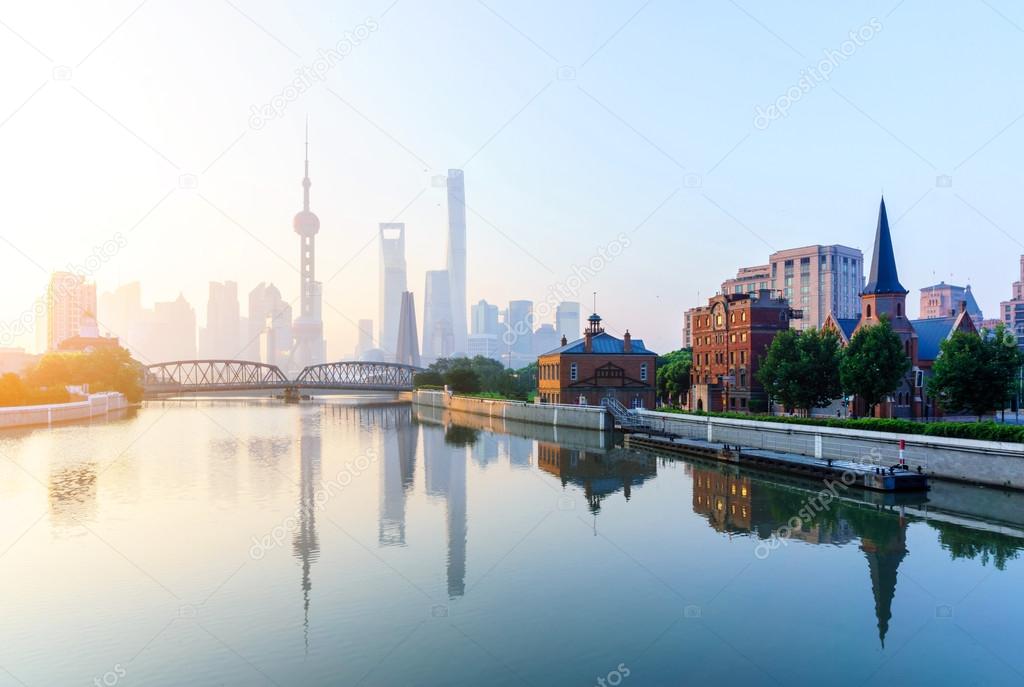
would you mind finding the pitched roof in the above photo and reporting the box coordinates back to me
[912,316,958,361]
[542,331,655,356]
[863,197,908,295]
[835,317,860,340]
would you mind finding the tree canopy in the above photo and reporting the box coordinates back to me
[927,323,1022,420]
[413,356,535,400]
[756,328,842,413]
[656,349,691,404]
[839,316,910,414]
[2,346,143,406]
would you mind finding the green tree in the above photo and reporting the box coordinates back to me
[26,347,143,403]
[756,328,841,414]
[928,323,1023,421]
[413,370,444,388]
[0,373,28,406]
[840,316,910,416]
[445,368,481,393]
[656,349,691,405]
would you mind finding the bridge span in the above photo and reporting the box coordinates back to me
[142,360,420,397]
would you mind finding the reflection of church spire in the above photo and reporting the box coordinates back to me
[292,410,321,653]
[859,511,908,648]
[379,406,418,546]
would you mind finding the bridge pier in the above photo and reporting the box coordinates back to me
[282,387,301,403]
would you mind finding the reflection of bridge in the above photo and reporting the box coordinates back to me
[142,360,420,396]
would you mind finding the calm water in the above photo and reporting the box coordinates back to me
[2,400,1023,686]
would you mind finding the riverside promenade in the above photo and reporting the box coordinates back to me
[0,392,129,429]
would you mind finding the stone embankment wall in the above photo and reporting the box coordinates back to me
[0,392,129,429]
[638,410,1024,490]
[412,391,608,433]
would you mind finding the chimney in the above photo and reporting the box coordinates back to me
[584,330,593,353]
[623,330,632,353]
[560,335,567,346]
[959,300,967,314]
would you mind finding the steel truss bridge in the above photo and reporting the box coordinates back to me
[142,360,420,396]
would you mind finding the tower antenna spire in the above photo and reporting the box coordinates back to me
[302,117,311,211]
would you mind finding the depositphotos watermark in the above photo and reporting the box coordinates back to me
[249,448,378,559]
[594,663,631,687]
[754,17,883,130]
[248,18,380,130]
[0,233,127,347]
[92,664,127,687]
[502,232,631,347]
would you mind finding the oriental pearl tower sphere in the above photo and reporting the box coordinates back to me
[289,121,325,371]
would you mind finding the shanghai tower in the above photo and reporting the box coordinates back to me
[290,123,326,372]
[445,169,468,355]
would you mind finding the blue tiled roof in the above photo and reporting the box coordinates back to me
[912,317,958,361]
[863,197,908,295]
[542,331,656,356]
[836,317,860,340]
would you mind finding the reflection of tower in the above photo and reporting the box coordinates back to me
[507,435,532,468]
[292,409,321,652]
[379,223,408,360]
[290,124,326,371]
[379,406,419,546]
[423,425,467,597]
[395,291,421,367]
[859,511,909,648]
[446,169,468,355]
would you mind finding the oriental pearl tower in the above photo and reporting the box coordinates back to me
[289,121,326,372]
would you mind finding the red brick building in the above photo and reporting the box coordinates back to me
[537,313,657,408]
[689,290,796,412]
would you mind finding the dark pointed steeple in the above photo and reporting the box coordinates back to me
[863,197,907,295]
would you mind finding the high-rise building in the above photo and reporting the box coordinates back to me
[534,323,559,355]
[395,291,421,367]
[999,256,1024,345]
[199,281,240,359]
[470,299,499,336]
[379,223,407,360]
[723,245,864,331]
[147,294,197,362]
[355,319,374,359]
[555,302,581,342]
[248,283,292,366]
[98,282,142,343]
[504,300,534,369]
[422,271,454,362]
[46,272,96,351]
[290,126,326,371]
[769,245,864,329]
[919,282,983,322]
[446,169,468,355]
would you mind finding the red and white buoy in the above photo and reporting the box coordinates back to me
[898,438,906,468]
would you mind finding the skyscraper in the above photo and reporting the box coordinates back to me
[248,283,292,366]
[395,291,421,367]
[379,223,407,360]
[446,169,468,355]
[555,302,581,342]
[290,125,326,371]
[422,270,454,362]
[468,299,501,361]
[533,323,559,355]
[98,282,141,343]
[505,300,534,368]
[355,319,374,359]
[199,281,240,359]
[46,272,96,351]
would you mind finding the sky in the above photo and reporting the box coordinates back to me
[1,0,1022,357]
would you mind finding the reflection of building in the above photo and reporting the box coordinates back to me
[48,462,98,530]
[379,406,419,546]
[691,467,753,532]
[537,313,657,408]
[857,513,908,647]
[537,443,656,513]
[379,223,408,360]
[47,272,96,351]
[293,410,321,650]
[423,423,467,597]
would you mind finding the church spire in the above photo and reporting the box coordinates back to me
[863,196,907,295]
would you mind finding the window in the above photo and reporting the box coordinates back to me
[897,303,902,317]
[570,363,577,381]
[640,363,648,381]
[866,304,872,318]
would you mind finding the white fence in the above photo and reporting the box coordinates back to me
[0,392,129,429]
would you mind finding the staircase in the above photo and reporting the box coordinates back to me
[601,397,651,432]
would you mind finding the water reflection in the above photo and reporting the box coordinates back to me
[424,417,467,598]
[537,442,657,513]
[48,463,98,531]
[293,409,321,651]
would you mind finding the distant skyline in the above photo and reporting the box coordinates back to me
[2,1,1022,356]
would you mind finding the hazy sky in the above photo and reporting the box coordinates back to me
[1,0,1022,356]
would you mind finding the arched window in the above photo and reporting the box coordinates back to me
[866,304,872,318]
[897,303,902,317]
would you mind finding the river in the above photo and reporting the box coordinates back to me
[0,399,1022,686]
